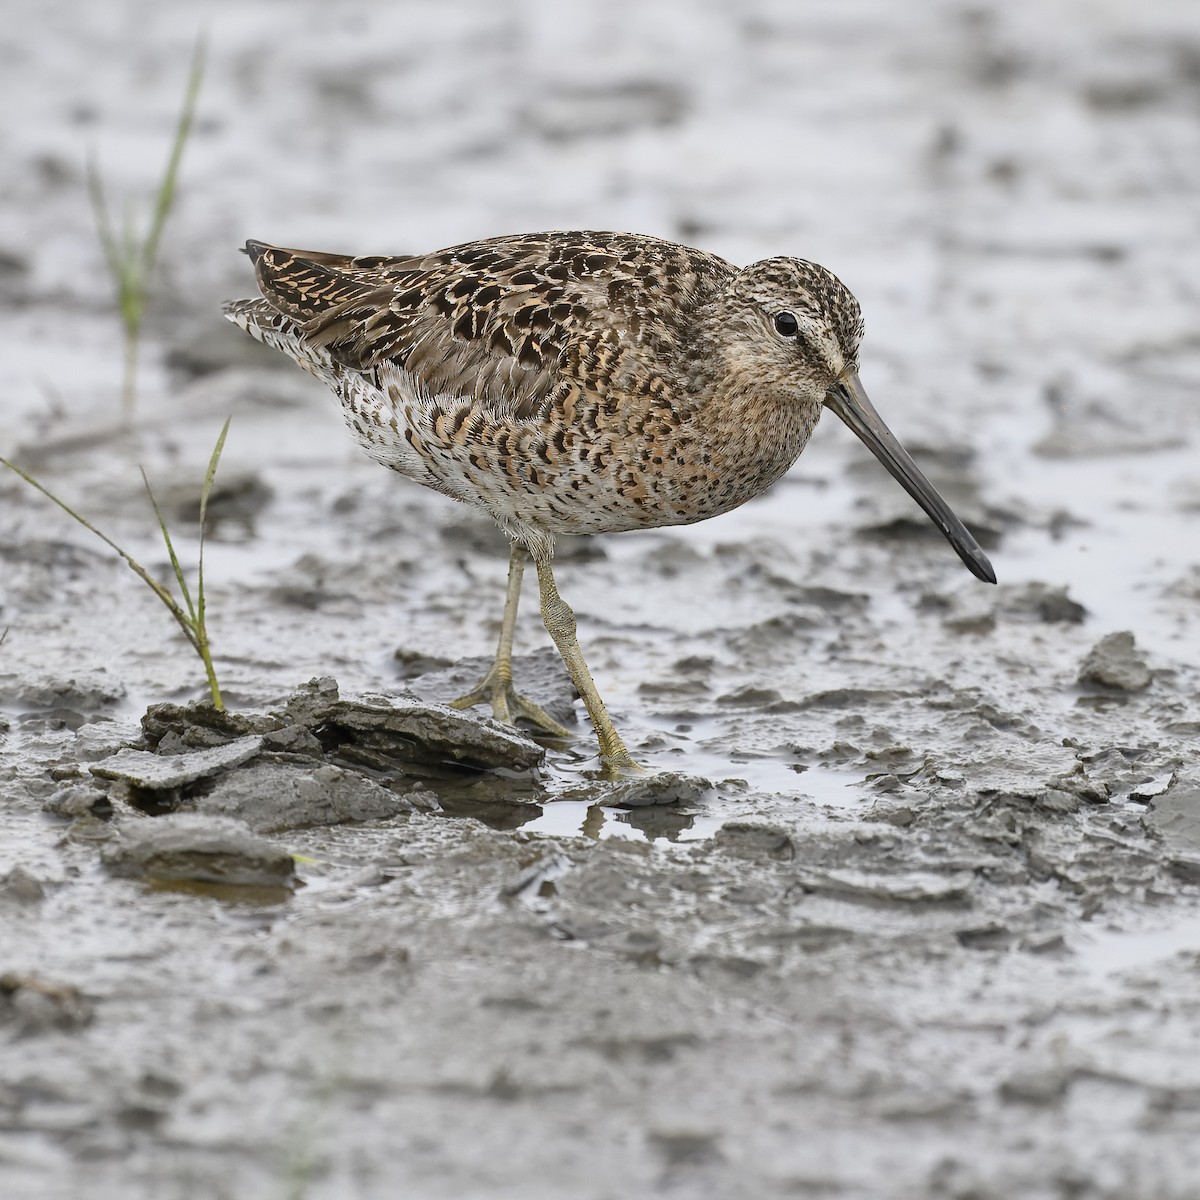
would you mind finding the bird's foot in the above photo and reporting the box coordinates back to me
[595,735,644,776]
[449,668,573,739]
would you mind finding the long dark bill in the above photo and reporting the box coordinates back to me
[825,371,996,584]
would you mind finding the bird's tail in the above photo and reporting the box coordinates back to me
[223,298,337,381]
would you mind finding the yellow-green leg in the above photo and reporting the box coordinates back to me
[533,554,641,772]
[450,542,573,737]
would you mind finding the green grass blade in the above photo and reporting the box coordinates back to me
[195,416,230,630]
[198,416,231,533]
[0,457,199,653]
[140,467,196,624]
[118,202,144,336]
[140,34,206,277]
[88,33,204,419]
[85,154,125,284]
[196,418,230,711]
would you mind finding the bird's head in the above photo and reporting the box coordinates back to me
[714,256,863,404]
[712,256,996,584]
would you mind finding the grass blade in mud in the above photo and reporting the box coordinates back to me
[0,417,230,709]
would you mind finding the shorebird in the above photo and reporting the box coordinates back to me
[226,230,995,771]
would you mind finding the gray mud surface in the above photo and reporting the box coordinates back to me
[3,3,1200,1197]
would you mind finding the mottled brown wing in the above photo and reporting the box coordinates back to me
[248,231,734,419]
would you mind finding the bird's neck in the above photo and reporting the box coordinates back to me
[671,307,824,497]
[697,375,823,497]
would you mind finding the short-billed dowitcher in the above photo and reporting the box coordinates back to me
[226,230,995,770]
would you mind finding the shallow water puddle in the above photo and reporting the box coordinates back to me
[638,714,868,806]
[516,746,868,842]
[1074,910,1200,979]
[520,799,738,843]
[430,732,870,842]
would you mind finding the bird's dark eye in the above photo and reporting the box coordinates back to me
[773,311,799,338]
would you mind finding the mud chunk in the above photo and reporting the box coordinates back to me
[159,471,273,539]
[1078,632,1151,691]
[1129,773,1174,802]
[1038,788,1084,814]
[713,822,794,859]
[646,1129,724,1168]
[795,870,973,907]
[644,539,705,576]
[90,736,264,790]
[1168,857,1200,885]
[0,866,48,904]
[288,678,544,771]
[999,1065,1072,1105]
[284,676,342,726]
[187,762,434,833]
[349,699,545,770]
[857,505,1001,550]
[142,701,280,748]
[44,783,112,818]
[997,582,1087,623]
[1144,781,1200,856]
[72,718,145,760]
[0,245,29,303]
[868,801,917,827]
[1077,746,1173,799]
[956,924,1014,950]
[102,814,295,886]
[393,647,454,681]
[1164,566,1200,602]
[0,974,92,1034]
[260,724,324,757]
[1048,763,1110,805]
[716,685,782,707]
[792,585,869,613]
[943,602,996,636]
[798,687,903,711]
[727,613,827,661]
[0,669,126,710]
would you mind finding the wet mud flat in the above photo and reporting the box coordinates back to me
[5,0,1200,1197]
[5,627,1200,1200]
